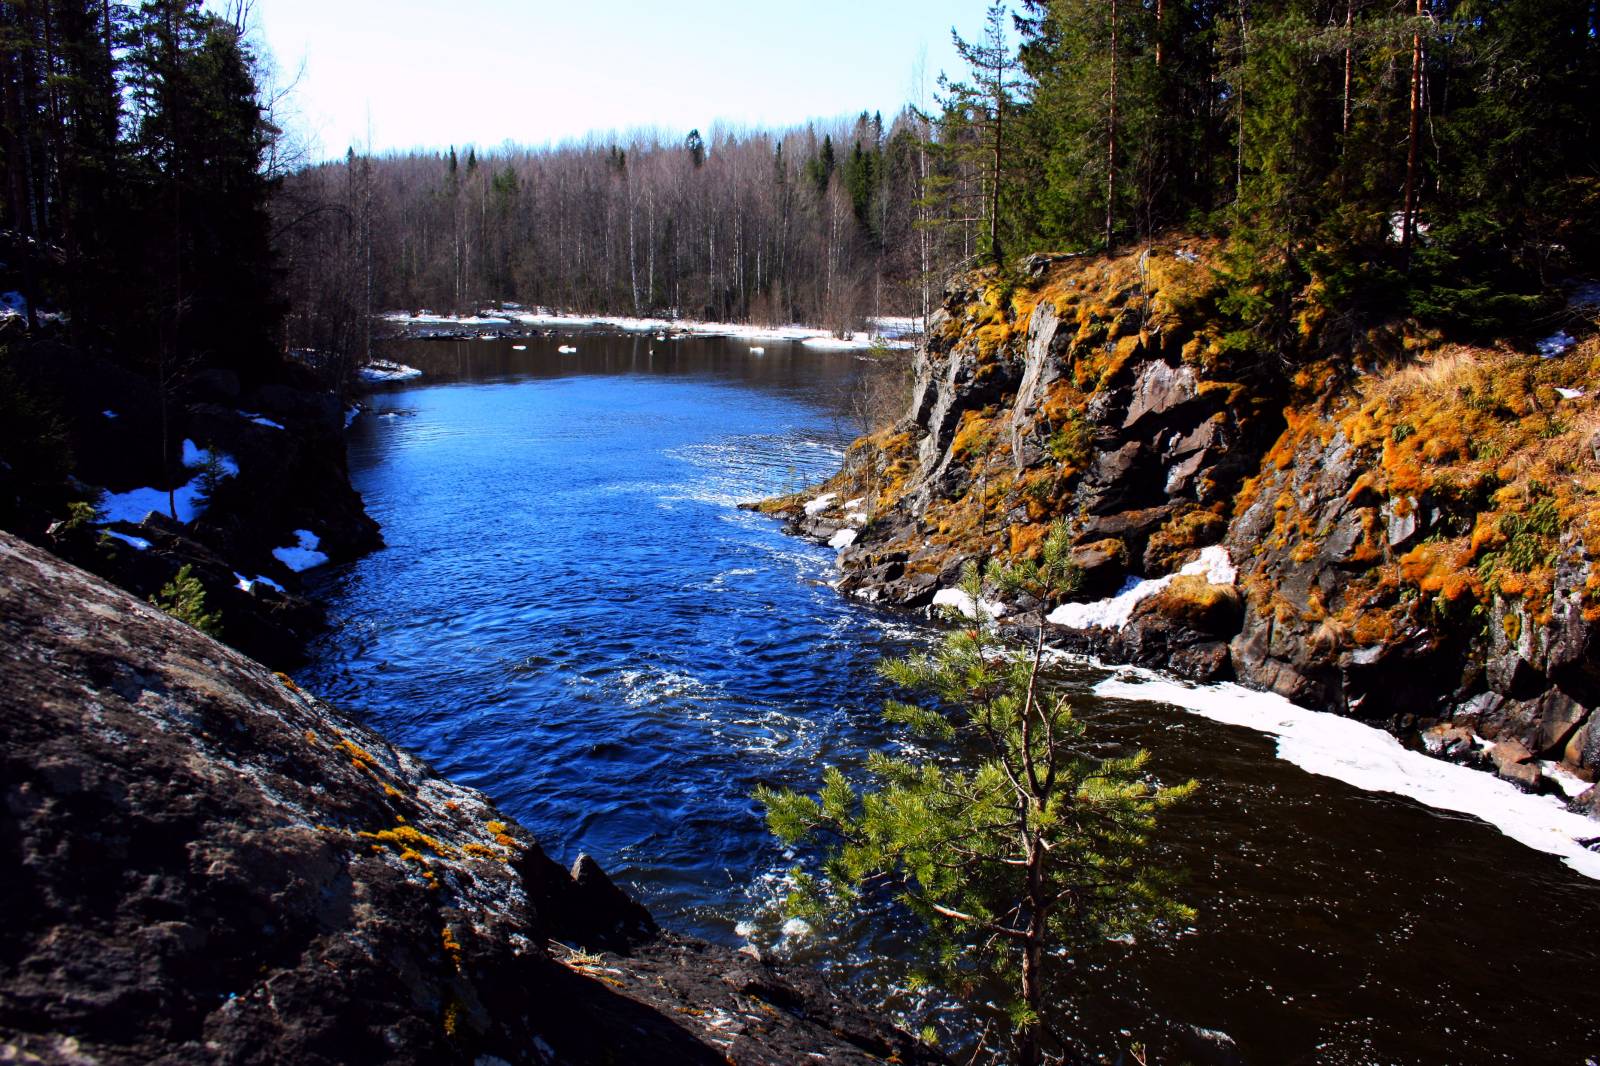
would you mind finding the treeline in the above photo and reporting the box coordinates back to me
[273,113,975,357]
[0,0,280,381]
[956,0,1599,337]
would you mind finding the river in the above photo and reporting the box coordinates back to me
[300,330,1600,1066]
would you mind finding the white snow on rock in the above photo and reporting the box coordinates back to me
[99,440,236,526]
[344,405,360,428]
[932,587,1007,620]
[458,309,917,350]
[779,918,813,940]
[1555,387,1585,400]
[1094,668,1600,881]
[829,528,858,550]
[103,531,150,550]
[1048,545,1235,631]
[803,493,837,516]
[234,572,286,594]
[272,529,328,573]
[181,439,239,477]
[845,511,869,526]
[1538,331,1577,358]
[358,360,423,382]
[1537,761,1593,801]
[240,411,285,430]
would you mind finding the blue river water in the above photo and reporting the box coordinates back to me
[301,330,1600,1065]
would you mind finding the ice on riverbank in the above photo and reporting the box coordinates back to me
[1095,668,1600,880]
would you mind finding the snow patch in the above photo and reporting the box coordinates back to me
[1096,669,1600,881]
[1537,761,1593,801]
[381,311,509,326]
[240,411,285,430]
[845,511,869,526]
[103,531,150,550]
[802,493,837,516]
[779,917,813,940]
[102,409,118,420]
[1048,546,1235,631]
[932,587,1007,620]
[344,405,360,428]
[181,439,239,477]
[1555,387,1585,400]
[829,528,858,550]
[272,529,328,573]
[234,572,286,594]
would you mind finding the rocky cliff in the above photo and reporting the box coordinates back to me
[762,242,1600,809]
[0,531,937,1065]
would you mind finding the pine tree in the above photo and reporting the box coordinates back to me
[759,522,1196,1066]
[938,2,1023,265]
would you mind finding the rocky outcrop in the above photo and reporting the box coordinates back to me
[761,242,1600,807]
[0,532,938,1065]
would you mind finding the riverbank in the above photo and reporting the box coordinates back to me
[0,529,939,1065]
[758,240,1600,832]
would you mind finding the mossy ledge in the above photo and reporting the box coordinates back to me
[760,241,1600,810]
[0,531,939,1066]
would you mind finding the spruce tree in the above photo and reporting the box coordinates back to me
[759,522,1196,1066]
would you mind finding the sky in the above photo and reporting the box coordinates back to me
[232,0,990,161]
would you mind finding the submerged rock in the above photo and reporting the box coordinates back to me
[0,532,940,1065]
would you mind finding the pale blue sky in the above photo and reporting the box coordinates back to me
[236,0,993,161]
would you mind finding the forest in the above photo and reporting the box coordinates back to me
[2,0,1597,383]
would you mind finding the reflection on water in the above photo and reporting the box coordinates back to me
[303,332,1600,1065]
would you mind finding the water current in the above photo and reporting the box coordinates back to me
[301,330,1600,1065]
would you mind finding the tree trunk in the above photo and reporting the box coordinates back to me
[1106,0,1119,250]
[1341,0,1354,138]
[1401,0,1424,261]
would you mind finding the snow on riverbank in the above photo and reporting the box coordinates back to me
[1047,545,1236,630]
[1095,667,1600,880]
[383,308,919,351]
[358,360,423,382]
[100,440,235,526]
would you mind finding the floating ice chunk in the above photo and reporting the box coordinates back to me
[1095,669,1600,881]
[750,346,765,355]
[932,587,1007,620]
[344,405,360,428]
[272,529,328,572]
[102,409,118,420]
[803,493,837,516]
[829,528,858,550]
[103,531,150,550]
[1538,331,1577,358]
[558,344,578,354]
[358,360,423,382]
[512,344,527,350]
[1048,545,1234,631]
[1555,387,1585,400]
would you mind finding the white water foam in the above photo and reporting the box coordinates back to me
[1094,668,1600,880]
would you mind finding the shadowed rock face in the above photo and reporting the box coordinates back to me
[0,532,939,1066]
